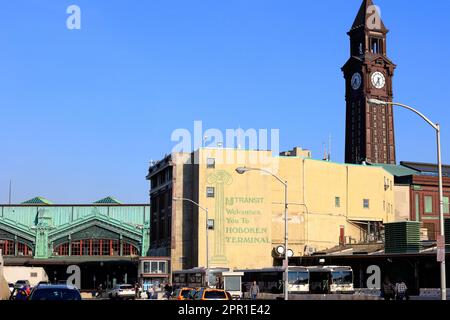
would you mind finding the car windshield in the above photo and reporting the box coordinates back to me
[204,291,226,299]
[31,288,81,301]
[181,289,192,298]
[120,285,133,290]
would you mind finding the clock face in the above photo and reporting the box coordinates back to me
[351,73,362,90]
[371,71,386,89]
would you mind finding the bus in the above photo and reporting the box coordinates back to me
[307,266,354,294]
[172,268,244,299]
[239,267,310,294]
[172,268,229,289]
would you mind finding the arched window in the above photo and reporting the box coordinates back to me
[53,239,139,256]
[0,239,33,256]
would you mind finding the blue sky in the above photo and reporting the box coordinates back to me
[0,0,449,203]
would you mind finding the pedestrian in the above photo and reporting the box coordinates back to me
[250,281,260,300]
[164,283,172,299]
[395,279,408,301]
[152,285,157,300]
[97,284,103,298]
[382,277,395,301]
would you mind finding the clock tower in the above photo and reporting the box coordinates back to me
[342,0,396,164]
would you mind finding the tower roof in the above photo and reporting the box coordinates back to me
[93,196,123,205]
[21,197,53,205]
[350,0,387,33]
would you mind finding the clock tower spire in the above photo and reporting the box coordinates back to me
[342,0,396,165]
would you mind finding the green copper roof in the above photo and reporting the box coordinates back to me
[21,197,53,205]
[373,164,420,177]
[94,196,122,204]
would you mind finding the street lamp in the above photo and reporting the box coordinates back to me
[173,197,210,287]
[235,167,290,301]
[369,98,447,300]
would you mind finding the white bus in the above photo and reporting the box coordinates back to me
[239,267,310,294]
[307,266,354,294]
[172,267,229,289]
[172,268,244,299]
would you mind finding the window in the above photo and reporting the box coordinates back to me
[71,241,81,256]
[444,197,449,214]
[158,261,167,274]
[335,197,341,208]
[101,240,110,256]
[206,158,215,169]
[424,196,433,214]
[143,262,150,274]
[91,240,100,255]
[206,187,215,198]
[370,37,383,54]
[415,194,420,221]
[54,243,69,256]
[122,243,138,256]
[363,199,370,209]
[17,242,32,256]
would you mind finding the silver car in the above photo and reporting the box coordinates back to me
[109,284,136,300]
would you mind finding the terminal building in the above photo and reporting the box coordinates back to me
[0,196,166,289]
[147,147,396,273]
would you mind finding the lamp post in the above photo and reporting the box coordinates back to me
[174,197,210,287]
[369,98,447,300]
[235,167,289,301]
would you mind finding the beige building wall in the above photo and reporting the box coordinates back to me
[394,185,411,222]
[170,147,395,271]
[171,152,196,272]
[3,267,48,286]
[196,149,274,270]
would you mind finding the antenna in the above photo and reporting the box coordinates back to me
[328,133,332,161]
[322,143,328,161]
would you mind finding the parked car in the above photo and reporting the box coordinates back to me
[14,280,31,289]
[28,284,82,301]
[109,284,136,300]
[172,288,196,300]
[194,288,229,301]
[36,281,50,287]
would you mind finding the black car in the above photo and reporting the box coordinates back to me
[28,284,82,301]
[14,280,31,289]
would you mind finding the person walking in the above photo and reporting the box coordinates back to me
[97,284,103,298]
[382,277,395,301]
[395,279,408,301]
[250,281,260,300]
[151,285,157,300]
[134,282,141,299]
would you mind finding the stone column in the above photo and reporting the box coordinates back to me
[206,171,232,265]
